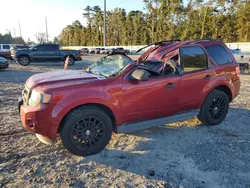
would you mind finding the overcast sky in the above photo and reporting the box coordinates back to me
[0,0,145,42]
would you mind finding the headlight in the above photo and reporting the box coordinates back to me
[28,89,52,106]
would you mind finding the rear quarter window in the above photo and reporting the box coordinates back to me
[205,45,233,65]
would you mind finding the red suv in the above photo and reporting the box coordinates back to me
[18,40,241,156]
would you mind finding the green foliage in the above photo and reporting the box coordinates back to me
[0,32,26,44]
[0,33,13,44]
[59,1,250,46]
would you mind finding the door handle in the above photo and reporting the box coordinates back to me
[204,75,212,80]
[165,83,176,88]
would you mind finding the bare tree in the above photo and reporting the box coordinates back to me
[35,32,46,43]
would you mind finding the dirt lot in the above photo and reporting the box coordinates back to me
[0,58,250,188]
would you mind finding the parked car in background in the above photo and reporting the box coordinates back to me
[89,48,99,54]
[0,51,11,60]
[79,48,89,54]
[100,48,109,54]
[112,47,129,55]
[19,39,240,157]
[12,44,82,66]
[0,57,9,69]
[0,44,11,52]
[96,48,105,54]
[230,49,250,70]
[10,44,30,50]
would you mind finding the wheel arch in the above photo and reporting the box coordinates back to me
[17,54,31,60]
[57,103,117,134]
[214,85,233,102]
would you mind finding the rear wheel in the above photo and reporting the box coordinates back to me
[198,90,229,126]
[60,106,113,156]
[18,56,30,66]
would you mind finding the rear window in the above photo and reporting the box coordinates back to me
[205,45,233,65]
[37,45,58,51]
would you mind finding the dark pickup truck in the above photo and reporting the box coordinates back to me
[11,44,82,66]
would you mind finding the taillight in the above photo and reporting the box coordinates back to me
[236,66,240,77]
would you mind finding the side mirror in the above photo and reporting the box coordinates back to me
[131,69,149,81]
[32,48,37,51]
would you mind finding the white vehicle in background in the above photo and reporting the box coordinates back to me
[231,49,250,70]
[99,48,108,54]
[100,48,112,54]
[0,44,11,52]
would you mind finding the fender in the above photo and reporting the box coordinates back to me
[51,88,123,128]
[201,75,233,105]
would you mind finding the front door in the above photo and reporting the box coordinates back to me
[122,69,182,123]
[31,45,44,61]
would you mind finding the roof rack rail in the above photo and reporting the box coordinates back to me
[191,38,221,43]
[136,40,181,53]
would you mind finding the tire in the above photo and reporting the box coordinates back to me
[198,90,229,126]
[60,106,113,156]
[18,56,30,66]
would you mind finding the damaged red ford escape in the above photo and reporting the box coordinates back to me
[18,40,240,156]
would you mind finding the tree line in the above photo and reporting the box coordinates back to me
[0,33,26,44]
[58,0,250,46]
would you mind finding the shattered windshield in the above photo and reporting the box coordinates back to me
[88,54,135,77]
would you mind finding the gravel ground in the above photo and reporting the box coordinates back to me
[0,60,250,188]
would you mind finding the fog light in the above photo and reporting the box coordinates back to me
[26,119,35,129]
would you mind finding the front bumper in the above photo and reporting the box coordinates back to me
[18,98,58,144]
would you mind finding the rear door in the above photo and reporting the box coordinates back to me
[179,45,215,109]
[204,44,238,81]
[42,45,60,61]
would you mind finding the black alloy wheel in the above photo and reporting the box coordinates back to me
[71,116,105,149]
[198,90,229,126]
[60,106,113,156]
[208,97,226,120]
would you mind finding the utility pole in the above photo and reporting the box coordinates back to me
[45,17,49,43]
[19,22,22,38]
[13,28,16,38]
[13,27,16,44]
[103,0,106,47]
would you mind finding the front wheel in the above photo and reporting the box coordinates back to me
[18,56,30,66]
[198,90,229,126]
[60,106,113,156]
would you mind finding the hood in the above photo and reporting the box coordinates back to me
[26,70,104,89]
[15,49,31,54]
